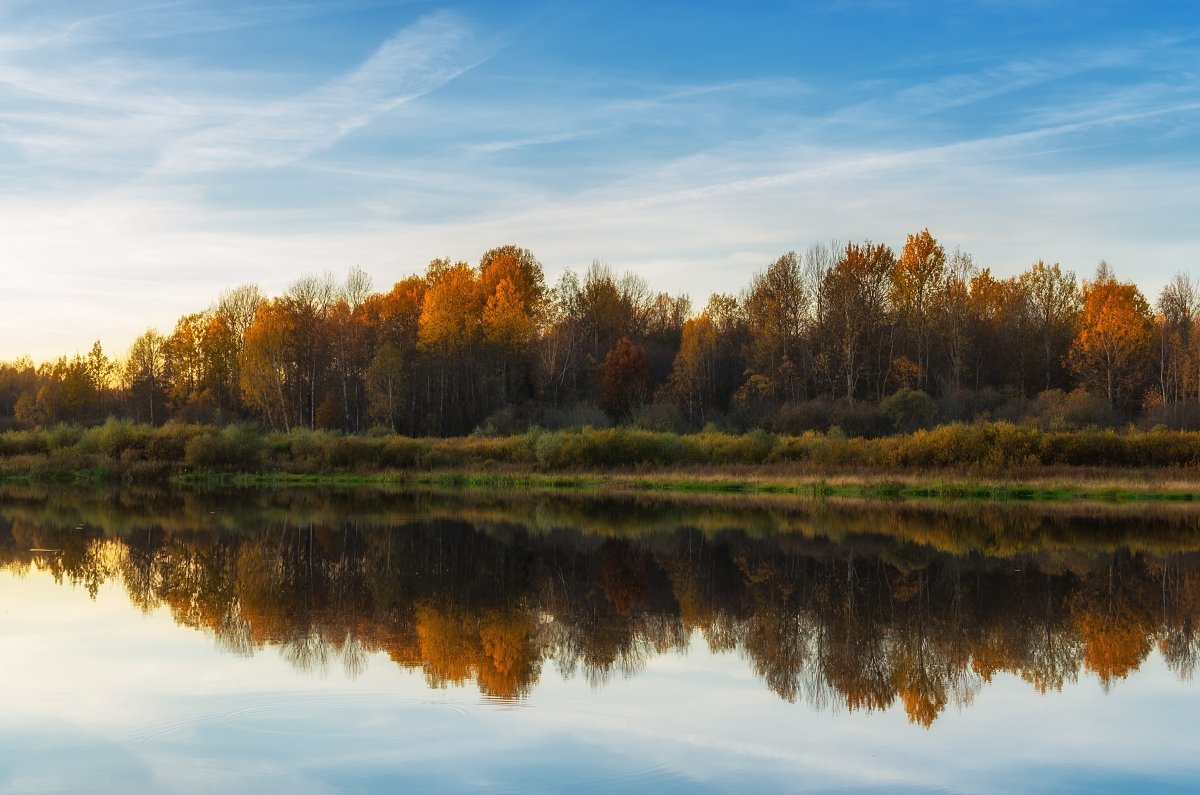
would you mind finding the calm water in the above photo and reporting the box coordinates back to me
[2,485,1199,794]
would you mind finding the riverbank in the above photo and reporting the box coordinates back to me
[3,419,1200,503]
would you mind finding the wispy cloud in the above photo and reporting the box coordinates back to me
[156,11,487,173]
[0,7,487,180]
[0,1,392,50]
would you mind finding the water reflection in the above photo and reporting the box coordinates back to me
[2,485,1199,726]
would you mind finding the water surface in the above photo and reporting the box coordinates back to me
[2,485,1198,793]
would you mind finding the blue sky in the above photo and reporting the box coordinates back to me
[1,0,1197,360]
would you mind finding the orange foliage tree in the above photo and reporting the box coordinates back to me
[1069,262,1153,411]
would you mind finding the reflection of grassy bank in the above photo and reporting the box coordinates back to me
[4,481,1200,561]
[171,469,1200,505]
[3,418,1200,503]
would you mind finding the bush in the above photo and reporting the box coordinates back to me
[377,436,432,468]
[1139,400,1200,431]
[882,389,938,433]
[184,424,265,470]
[1034,389,1117,430]
[937,388,1006,423]
[146,423,205,461]
[538,402,611,431]
[771,399,836,434]
[45,424,84,451]
[634,401,687,433]
[80,418,149,459]
[0,429,48,457]
[829,400,892,439]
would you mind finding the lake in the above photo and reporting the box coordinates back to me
[1,485,1198,793]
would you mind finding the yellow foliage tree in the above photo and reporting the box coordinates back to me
[893,228,946,390]
[240,301,293,430]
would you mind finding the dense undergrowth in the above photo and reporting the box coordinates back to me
[3,418,1200,486]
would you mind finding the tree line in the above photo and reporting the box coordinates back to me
[1,233,1194,436]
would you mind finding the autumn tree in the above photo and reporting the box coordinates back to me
[326,266,374,432]
[819,242,896,400]
[33,342,114,424]
[965,268,1028,392]
[283,272,338,429]
[668,315,717,425]
[742,252,809,402]
[363,276,425,433]
[210,284,264,413]
[418,259,484,433]
[640,291,691,389]
[124,329,167,425]
[240,300,294,430]
[538,262,655,407]
[1069,262,1153,411]
[479,247,545,406]
[479,245,546,316]
[577,263,652,366]
[1020,261,1080,393]
[893,229,946,392]
[0,357,37,424]
[667,293,745,425]
[598,337,650,420]
[1155,273,1198,413]
[535,270,584,404]
[935,248,977,393]
[163,312,213,420]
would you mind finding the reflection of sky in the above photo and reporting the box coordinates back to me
[1,570,1197,794]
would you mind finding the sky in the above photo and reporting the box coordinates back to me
[0,0,1197,361]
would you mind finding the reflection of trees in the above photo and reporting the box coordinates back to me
[1,495,1196,724]
[1157,557,1200,680]
[1071,553,1156,689]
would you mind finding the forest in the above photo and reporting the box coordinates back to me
[1,231,1196,439]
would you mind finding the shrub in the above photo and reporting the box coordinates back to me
[634,401,687,434]
[829,400,892,439]
[539,402,611,431]
[1034,388,1117,430]
[1139,401,1200,431]
[45,424,84,451]
[377,436,432,468]
[0,429,48,457]
[771,399,835,434]
[184,424,265,470]
[882,389,938,433]
[476,405,528,437]
[80,418,148,459]
[937,388,1006,423]
[146,423,205,461]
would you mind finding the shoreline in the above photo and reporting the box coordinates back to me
[4,420,1200,504]
[0,464,1192,505]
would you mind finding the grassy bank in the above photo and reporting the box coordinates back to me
[3,418,1200,502]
